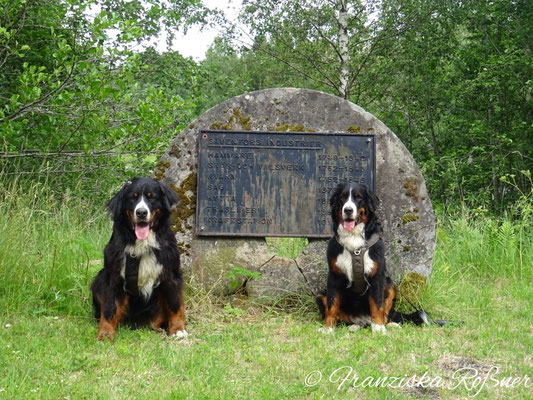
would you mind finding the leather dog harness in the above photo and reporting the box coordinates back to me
[347,233,380,295]
[124,254,140,296]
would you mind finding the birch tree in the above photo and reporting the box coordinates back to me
[235,0,416,101]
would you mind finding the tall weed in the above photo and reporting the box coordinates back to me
[0,177,108,316]
[434,171,532,279]
[425,171,533,320]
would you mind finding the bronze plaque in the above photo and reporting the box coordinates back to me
[196,130,375,237]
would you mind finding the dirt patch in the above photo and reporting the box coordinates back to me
[437,355,494,376]
[398,355,497,399]
[400,385,441,399]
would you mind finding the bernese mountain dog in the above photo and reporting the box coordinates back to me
[90,178,187,341]
[317,183,425,334]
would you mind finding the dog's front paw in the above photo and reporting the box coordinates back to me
[318,326,334,334]
[96,320,116,341]
[171,330,188,340]
[348,324,363,332]
[371,323,388,335]
[96,329,115,341]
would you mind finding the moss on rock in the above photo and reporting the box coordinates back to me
[195,247,242,295]
[168,143,182,158]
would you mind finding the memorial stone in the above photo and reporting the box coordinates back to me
[155,88,435,300]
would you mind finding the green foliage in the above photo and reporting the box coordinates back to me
[213,0,533,212]
[369,0,533,211]
[266,237,309,259]
[1,0,532,213]
[226,266,262,291]
[223,302,244,318]
[0,0,205,197]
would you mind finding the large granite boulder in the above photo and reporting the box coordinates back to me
[154,88,435,301]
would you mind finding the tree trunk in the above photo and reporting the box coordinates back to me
[338,1,350,100]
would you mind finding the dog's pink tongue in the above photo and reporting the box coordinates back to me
[343,220,356,231]
[135,224,150,241]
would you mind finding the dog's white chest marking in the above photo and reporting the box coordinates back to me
[121,231,163,299]
[337,223,365,252]
[336,250,355,281]
[336,223,375,281]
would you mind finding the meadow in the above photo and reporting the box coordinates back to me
[0,179,532,399]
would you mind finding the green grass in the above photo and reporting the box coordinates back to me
[0,180,532,399]
[266,237,309,259]
[0,179,108,316]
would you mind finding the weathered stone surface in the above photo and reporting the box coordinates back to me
[295,240,329,296]
[190,237,275,295]
[156,88,435,300]
[246,256,307,300]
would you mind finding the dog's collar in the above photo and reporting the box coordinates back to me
[352,233,380,256]
[347,233,380,295]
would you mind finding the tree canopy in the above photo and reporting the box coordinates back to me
[1,0,531,212]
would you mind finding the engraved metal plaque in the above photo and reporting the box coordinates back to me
[196,130,375,237]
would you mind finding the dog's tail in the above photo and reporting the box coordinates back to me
[389,309,430,325]
[389,309,460,327]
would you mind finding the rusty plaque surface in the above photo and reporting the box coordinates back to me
[196,130,375,237]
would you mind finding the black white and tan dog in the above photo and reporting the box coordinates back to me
[91,178,187,341]
[317,183,426,334]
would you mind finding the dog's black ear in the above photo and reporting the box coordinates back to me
[159,181,179,212]
[329,183,344,207]
[107,183,129,221]
[366,186,380,213]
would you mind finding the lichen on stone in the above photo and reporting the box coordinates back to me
[347,125,362,133]
[267,122,315,132]
[153,160,170,181]
[195,247,242,295]
[168,143,182,158]
[402,213,419,224]
[210,121,233,130]
[403,178,419,201]
[232,108,251,130]
[170,172,197,234]
[177,242,191,255]
[270,123,289,131]
[288,124,306,132]
[209,108,253,131]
